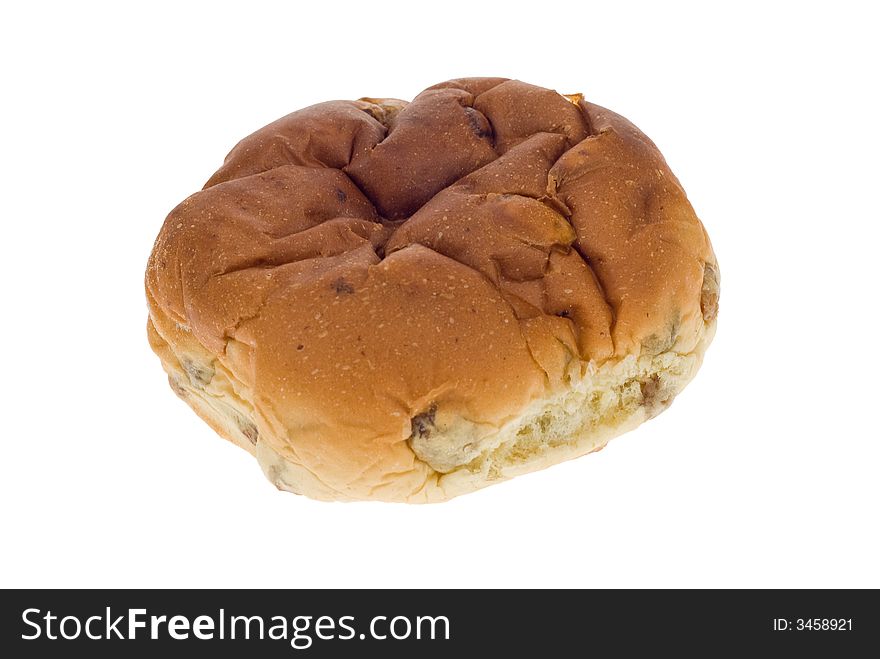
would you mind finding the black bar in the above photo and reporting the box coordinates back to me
[1,589,876,657]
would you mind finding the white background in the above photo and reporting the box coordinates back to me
[1,1,877,588]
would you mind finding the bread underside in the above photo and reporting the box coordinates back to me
[148,311,714,503]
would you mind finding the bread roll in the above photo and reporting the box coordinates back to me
[145,78,719,502]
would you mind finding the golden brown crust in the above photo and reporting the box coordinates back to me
[145,77,718,502]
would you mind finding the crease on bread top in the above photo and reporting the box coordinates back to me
[145,77,719,502]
